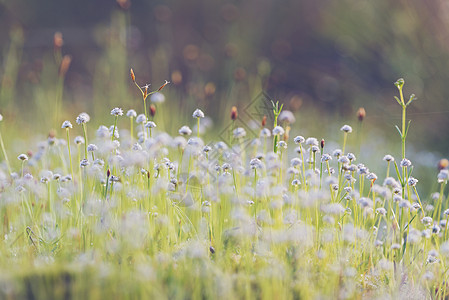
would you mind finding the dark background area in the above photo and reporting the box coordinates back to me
[1,0,449,157]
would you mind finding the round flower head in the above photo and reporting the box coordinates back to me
[61,120,72,129]
[203,145,212,153]
[126,109,137,118]
[305,137,318,146]
[347,153,356,161]
[278,141,287,149]
[408,177,418,187]
[272,126,285,136]
[290,157,302,167]
[260,128,271,137]
[0,114,3,122]
[111,107,123,116]
[136,114,147,124]
[18,154,28,161]
[96,125,110,138]
[76,112,90,124]
[150,92,165,103]
[332,149,342,158]
[192,109,205,118]
[321,153,332,162]
[74,136,85,145]
[80,159,90,167]
[400,158,412,167]
[383,154,394,162]
[87,144,98,152]
[278,110,296,124]
[179,125,192,136]
[250,158,263,169]
[233,127,246,138]
[294,136,305,144]
[340,125,353,133]
[438,170,449,183]
[145,121,157,129]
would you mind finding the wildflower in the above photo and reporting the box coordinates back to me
[80,159,89,167]
[444,209,449,216]
[400,158,411,167]
[179,126,192,136]
[383,154,394,162]
[340,125,352,133]
[347,153,356,161]
[150,92,165,103]
[311,145,319,153]
[61,120,73,129]
[438,169,449,183]
[438,158,449,171]
[126,109,137,118]
[250,158,263,169]
[338,156,350,164]
[18,154,28,161]
[292,179,301,186]
[145,121,157,128]
[260,128,271,137]
[367,173,377,181]
[376,207,387,216]
[278,110,296,124]
[74,136,85,145]
[87,144,98,152]
[305,137,318,146]
[136,114,147,124]
[272,126,285,136]
[407,177,418,187]
[76,112,90,124]
[294,136,305,144]
[233,127,246,138]
[290,158,302,167]
[150,104,156,117]
[96,126,110,138]
[278,141,287,149]
[203,145,212,153]
[192,109,205,118]
[422,216,433,226]
[321,154,332,162]
[332,149,342,158]
[111,107,123,116]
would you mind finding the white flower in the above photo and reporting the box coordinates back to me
[400,158,411,167]
[76,112,90,124]
[0,114,3,122]
[278,110,296,124]
[272,126,285,136]
[127,109,137,118]
[294,136,305,144]
[233,127,246,138]
[111,107,124,116]
[136,114,147,124]
[408,177,418,187]
[18,154,28,161]
[61,120,73,129]
[179,126,192,136]
[192,109,205,118]
[383,154,394,162]
[150,92,165,103]
[74,136,85,145]
[305,137,318,146]
[145,121,157,128]
[340,125,352,133]
[87,144,98,152]
[260,128,271,137]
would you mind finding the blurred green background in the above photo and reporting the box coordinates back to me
[1,0,448,160]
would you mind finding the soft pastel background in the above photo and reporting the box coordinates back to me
[1,0,448,157]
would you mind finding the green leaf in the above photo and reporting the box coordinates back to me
[404,120,412,139]
[395,125,403,137]
[394,161,403,185]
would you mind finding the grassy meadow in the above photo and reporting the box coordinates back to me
[0,10,449,299]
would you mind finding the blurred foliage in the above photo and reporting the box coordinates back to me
[0,0,449,157]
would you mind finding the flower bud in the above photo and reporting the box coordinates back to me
[231,106,238,121]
